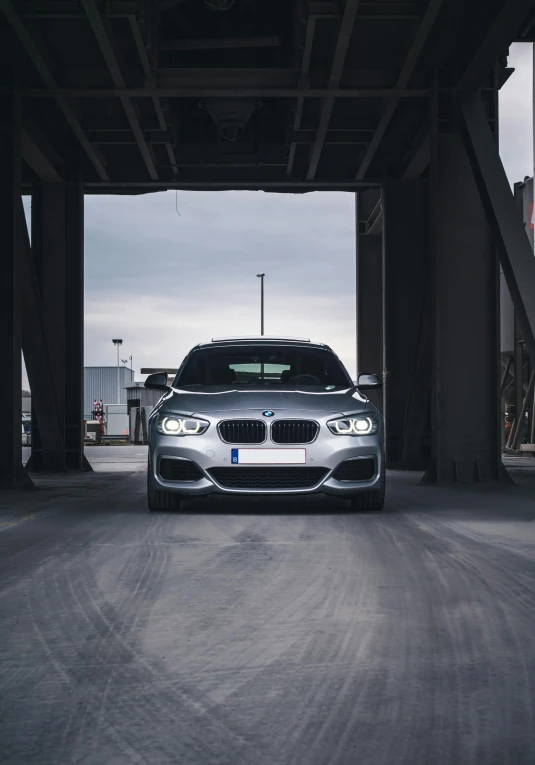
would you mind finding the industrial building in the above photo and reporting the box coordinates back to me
[84,366,134,420]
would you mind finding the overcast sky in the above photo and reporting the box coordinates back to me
[22,43,534,389]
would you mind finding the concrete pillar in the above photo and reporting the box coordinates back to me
[30,183,67,470]
[382,180,430,469]
[28,180,88,471]
[356,191,383,412]
[424,131,502,483]
[0,93,28,487]
[64,180,88,470]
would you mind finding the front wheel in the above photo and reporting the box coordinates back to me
[147,457,182,512]
[350,488,384,511]
[349,458,385,512]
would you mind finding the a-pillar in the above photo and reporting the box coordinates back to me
[382,180,431,469]
[29,179,88,471]
[355,190,383,411]
[0,92,28,487]
[424,129,502,483]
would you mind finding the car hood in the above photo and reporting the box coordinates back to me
[159,385,369,417]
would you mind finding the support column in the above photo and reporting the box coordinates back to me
[0,92,28,487]
[64,179,89,470]
[383,180,431,469]
[356,190,383,412]
[424,128,502,483]
[27,179,89,472]
[29,183,67,470]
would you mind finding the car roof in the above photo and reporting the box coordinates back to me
[211,335,311,343]
[194,336,330,351]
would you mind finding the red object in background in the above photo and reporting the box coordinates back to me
[93,399,105,435]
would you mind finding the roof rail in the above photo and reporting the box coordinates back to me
[211,336,311,343]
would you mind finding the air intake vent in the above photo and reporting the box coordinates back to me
[332,458,376,482]
[218,420,266,444]
[208,467,328,489]
[159,459,204,482]
[271,420,319,444]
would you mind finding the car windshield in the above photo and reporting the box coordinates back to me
[175,345,351,387]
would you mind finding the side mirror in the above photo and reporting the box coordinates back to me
[145,372,169,391]
[357,373,382,390]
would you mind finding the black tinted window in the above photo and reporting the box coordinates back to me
[176,346,350,387]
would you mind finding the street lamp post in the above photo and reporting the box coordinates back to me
[256,273,265,335]
[112,339,123,403]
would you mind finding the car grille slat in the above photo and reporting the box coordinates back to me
[271,420,318,444]
[208,467,328,490]
[159,459,204,482]
[219,420,266,444]
[332,458,376,482]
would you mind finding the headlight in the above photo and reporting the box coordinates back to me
[327,415,378,436]
[156,416,209,436]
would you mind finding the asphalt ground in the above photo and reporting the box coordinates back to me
[1,447,535,764]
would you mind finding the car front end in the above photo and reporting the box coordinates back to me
[146,338,385,511]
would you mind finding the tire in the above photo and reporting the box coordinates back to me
[147,457,181,512]
[349,458,385,512]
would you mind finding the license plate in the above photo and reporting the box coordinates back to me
[231,448,306,465]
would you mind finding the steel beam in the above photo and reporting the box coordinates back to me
[81,0,158,181]
[22,87,430,99]
[355,190,383,413]
[159,0,189,10]
[382,180,430,469]
[22,129,63,182]
[156,68,299,88]
[402,132,430,180]
[398,0,535,181]
[84,180,378,190]
[160,35,282,50]
[308,1,417,19]
[29,183,67,471]
[306,0,361,180]
[460,94,535,364]
[0,0,108,181]
[64,180,89,470]
[128,16,178,175]
[287,16,316,176]
[22,0,137,16]
[424,128,503,483]
[459,0,535,93]
[356,0,443,181]
[89,131,368,146]
[20,205,66,471]
[0,92,29,487]
[26,181,89,471]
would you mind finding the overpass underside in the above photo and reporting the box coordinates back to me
[2,0,535,486]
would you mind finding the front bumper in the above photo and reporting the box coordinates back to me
[149,413,384,496]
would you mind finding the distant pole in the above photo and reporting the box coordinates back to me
[112,339,123,403]
[256,273,265,335]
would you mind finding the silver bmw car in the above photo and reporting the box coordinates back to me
[145,337,385,512]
